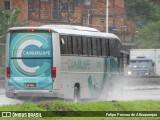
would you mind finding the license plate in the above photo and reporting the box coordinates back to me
[26,83,36,87]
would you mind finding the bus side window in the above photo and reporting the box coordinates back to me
[109,39,121,64]
[115,40,121,57]
[116,40,122,63]
[97,38,101,56]
[60,35,68,55]
[92,37,97,56]
[68,36,73,55]
[78,36,83,55]
[87,37,92,56]
[72,36,78,55]
[109,39,115,57]
[112,39,121,58]
[82,37,88,55]
[107,39,110,56]
[101,38,106,56]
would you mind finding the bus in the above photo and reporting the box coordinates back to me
[5,25,123,101]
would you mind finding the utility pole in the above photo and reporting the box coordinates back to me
[106,0,109,33]
[87,9,90,26]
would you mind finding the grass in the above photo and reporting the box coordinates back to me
[0,100,160,120]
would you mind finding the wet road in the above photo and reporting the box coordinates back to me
[122,89,160,101]
[0,91,24,105]
[0,88,160,105]
[0,77,160,105]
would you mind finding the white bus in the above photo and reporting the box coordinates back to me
[5,25,123,101]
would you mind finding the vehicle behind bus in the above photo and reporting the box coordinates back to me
[127,56,154,76]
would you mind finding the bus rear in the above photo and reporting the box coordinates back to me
[5,28,56,98]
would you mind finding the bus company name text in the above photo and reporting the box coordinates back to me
[68,59,90,70]
[22,50,50,56]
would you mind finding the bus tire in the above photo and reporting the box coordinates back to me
[74,84,80,103]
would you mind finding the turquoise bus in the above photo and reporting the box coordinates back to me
[5,25,123,101]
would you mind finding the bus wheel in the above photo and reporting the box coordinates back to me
[74,84,80,103]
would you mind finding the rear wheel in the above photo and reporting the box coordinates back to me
[74,84,80,103]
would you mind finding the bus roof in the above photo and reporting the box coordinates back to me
[8,25,121,42]
[42,25,100,32]
[41,25,120,41]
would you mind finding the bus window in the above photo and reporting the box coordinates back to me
[92,37,97,56]
[97,38,101,56]
[106,39,109,56]
[109,39,115,57]
[82,37,88,55]
[115,40,121,61]
[60,35,68,55]
[101,38,106,56]
[109,39,121,59]
[78,36,82,55]
[68,36,73,55]
[72,36,78,55]
[87,37,92,56]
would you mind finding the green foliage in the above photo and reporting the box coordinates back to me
[134,21,160,48]
[126,1,160,49]
[1,100,160,111]
[0,9,9,43]
[0,100,160,120]
[0,7,27,70]
[0,7,27,44]
[125,0,160,27]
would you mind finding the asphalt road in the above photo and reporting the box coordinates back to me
[0,77,160,105]
[0,88,160,105]
[0,93,24,105]
[122,89,160,101]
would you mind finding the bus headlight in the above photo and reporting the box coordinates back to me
[127,71,132,75]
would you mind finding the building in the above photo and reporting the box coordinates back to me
[0,0,136,42]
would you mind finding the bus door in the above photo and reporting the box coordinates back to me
[8,31,53,90]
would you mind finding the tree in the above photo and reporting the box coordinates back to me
[0,7,27,44]
[0,7,27,70]
[125,0,160,28]
[134,21,160,48]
